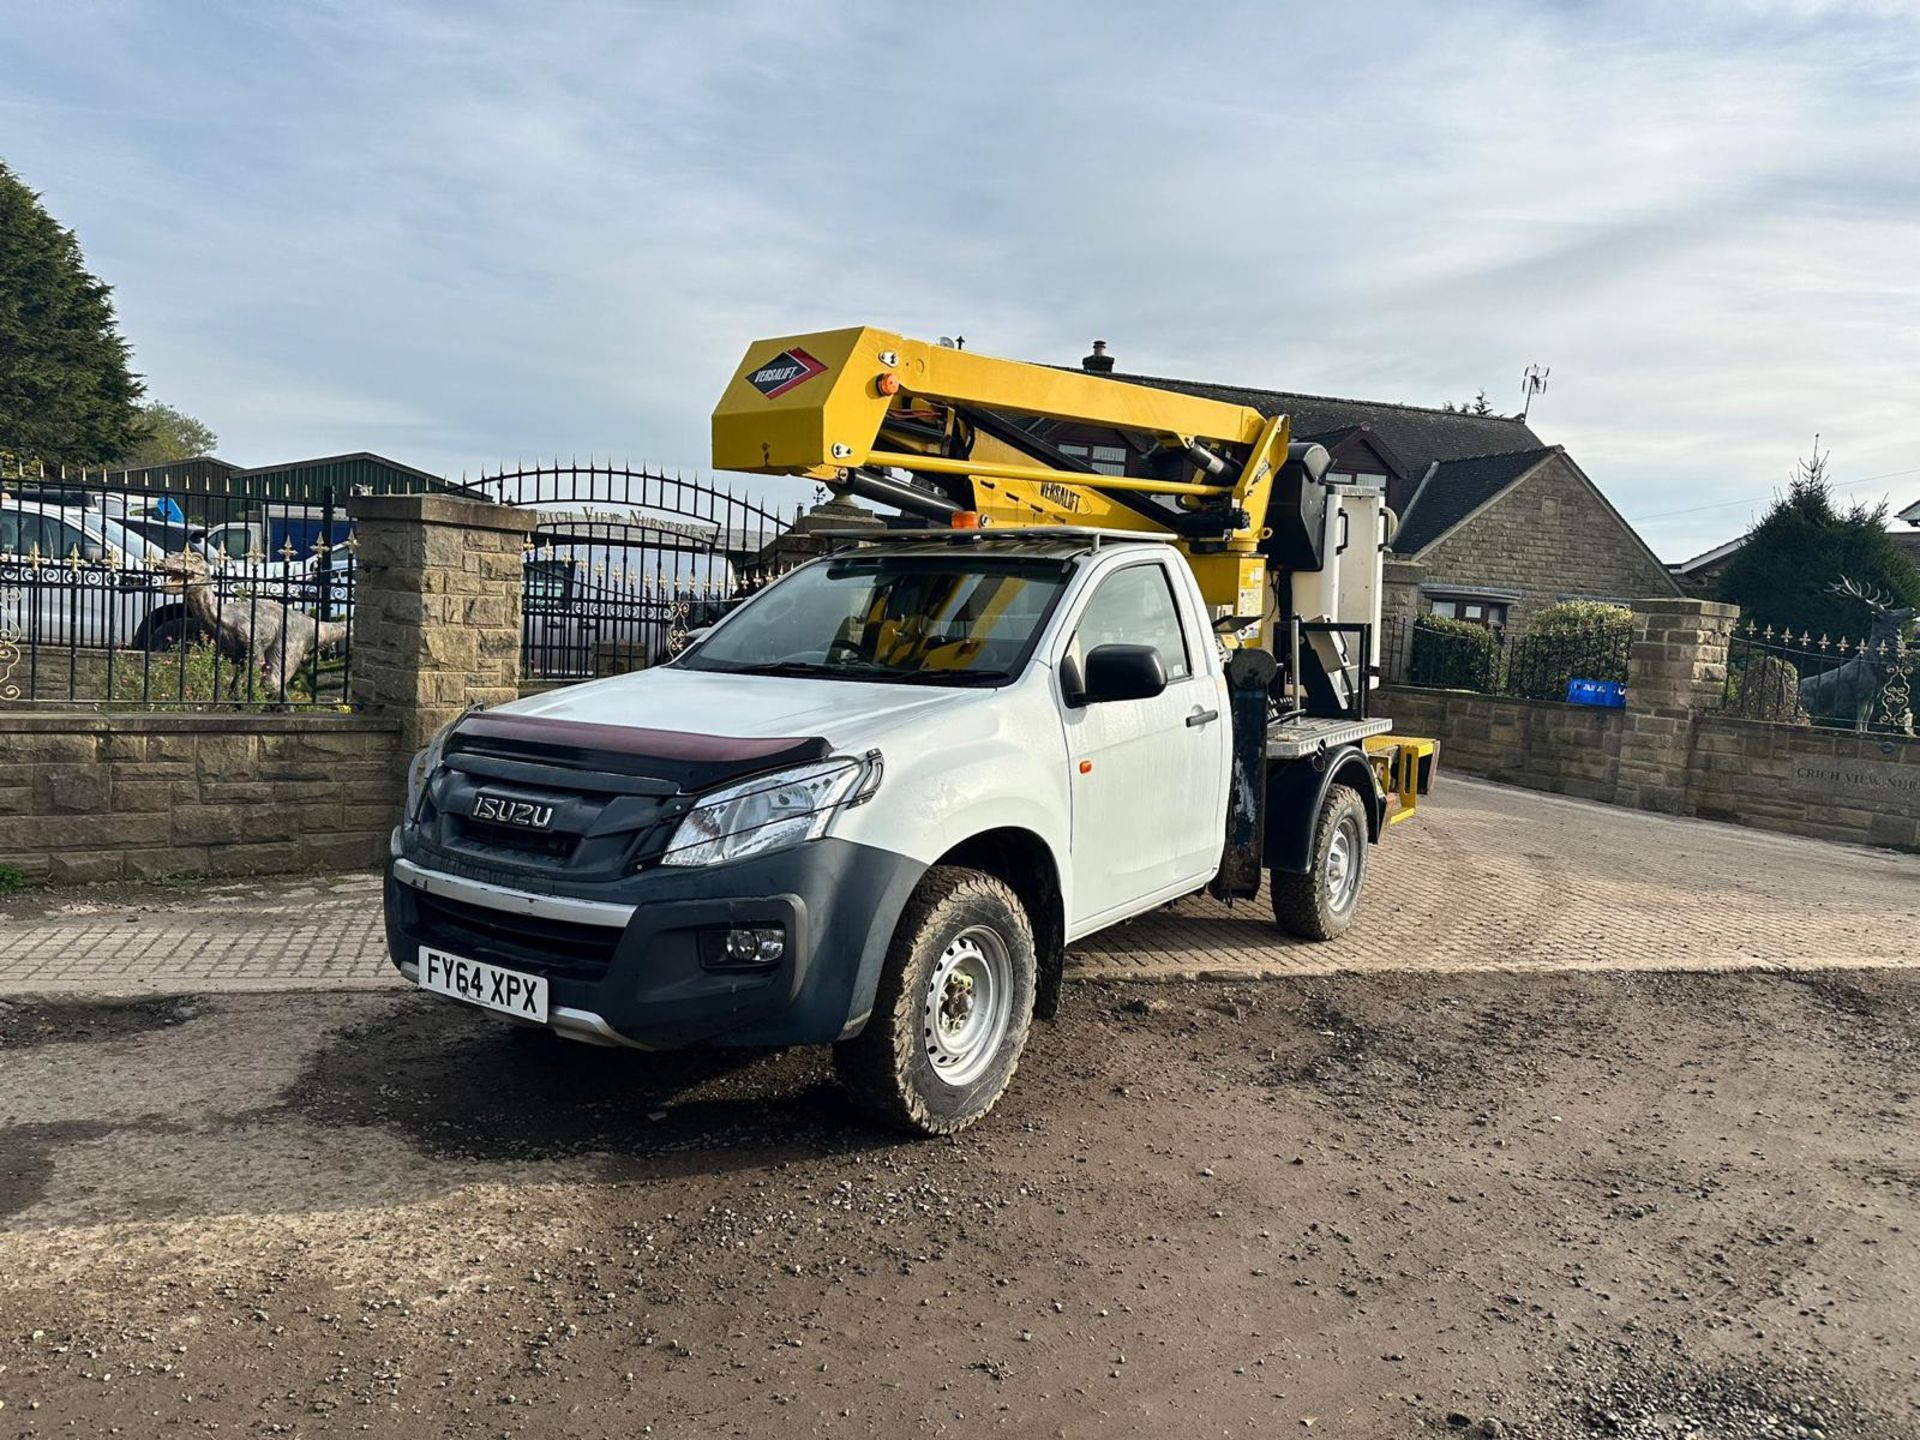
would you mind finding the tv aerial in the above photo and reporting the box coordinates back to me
[1521,363,1550,420]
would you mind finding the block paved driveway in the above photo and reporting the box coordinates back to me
[1,777,1914,997]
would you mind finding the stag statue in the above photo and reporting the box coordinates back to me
[1798,576,1915,733]
[159,550,348,701]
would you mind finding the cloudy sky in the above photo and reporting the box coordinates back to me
[4,0,1917,558]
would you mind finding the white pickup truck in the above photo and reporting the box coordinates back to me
[386,524,1424,1133]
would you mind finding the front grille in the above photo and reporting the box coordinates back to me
[452,815,581,861]
[411,889,623,983]
[425,761,681,880]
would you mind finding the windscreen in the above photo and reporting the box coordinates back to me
[678,555,1069,685]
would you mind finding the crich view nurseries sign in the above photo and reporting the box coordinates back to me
[1790,763,1920,796]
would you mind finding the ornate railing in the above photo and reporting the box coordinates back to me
[457,462,801,681]
[1,467,356,709]
[1721,620,1914,735]
[1384,614,1631,704]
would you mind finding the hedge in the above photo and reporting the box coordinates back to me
[1408,613,1501,691]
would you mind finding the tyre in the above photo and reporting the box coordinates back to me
[833,865,1036,1136]
[1271,783,1368,941]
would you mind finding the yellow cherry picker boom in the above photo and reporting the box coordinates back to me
[713,326,1435,913]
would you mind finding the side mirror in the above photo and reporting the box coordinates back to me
[1078,643,1167,705]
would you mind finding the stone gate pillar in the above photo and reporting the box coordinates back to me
[347,494,526,752]
[1380,557,1425,683]
[1612,597,1740,814]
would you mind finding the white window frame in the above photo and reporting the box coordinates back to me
[1428,594,1509,628]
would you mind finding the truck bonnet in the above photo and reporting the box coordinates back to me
[471,665,966,789]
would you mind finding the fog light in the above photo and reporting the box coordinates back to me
[701,925,787,970]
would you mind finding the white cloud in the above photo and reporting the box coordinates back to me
[3,0,1918,556]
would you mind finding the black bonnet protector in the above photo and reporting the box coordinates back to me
[449,711,832,793]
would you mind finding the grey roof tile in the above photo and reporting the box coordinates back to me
[1392,447,1560,555]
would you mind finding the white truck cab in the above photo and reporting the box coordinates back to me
[387,526,1421,1133]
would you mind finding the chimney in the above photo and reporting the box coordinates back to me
[1081,340,1114,374]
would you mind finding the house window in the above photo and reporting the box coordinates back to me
[1326,470,1387,489]
[1429,596,1508,627]
[1058,442,1128,477]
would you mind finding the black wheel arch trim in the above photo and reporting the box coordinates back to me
[843,825,1067,1033]
[1264,744,1384,875]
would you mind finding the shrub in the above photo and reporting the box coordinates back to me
[1529,599,1633,638]
[1408,613,1501,692]
[101,640,325,709]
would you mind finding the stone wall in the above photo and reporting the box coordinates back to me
[1382,596,1919,853]
[1380,686,1624,802]
[1412,453,1679,631]
[0,713,404,883]
[0,650,112,706]
[1689,717,1919,852]
[1,494,528,886]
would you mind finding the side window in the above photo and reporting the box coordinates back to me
[44,518,102,563]
[0,513,53,559]
[1070,563,1191,682]
[206,525,255,560]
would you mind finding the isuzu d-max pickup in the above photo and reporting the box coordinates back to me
[386,528,1400,1133]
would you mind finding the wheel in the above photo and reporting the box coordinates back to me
[1271,783,1368,941]
[833,865,1036,1135]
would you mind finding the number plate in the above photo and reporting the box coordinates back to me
[416,946,549,1023]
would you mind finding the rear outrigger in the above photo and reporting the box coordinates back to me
[383,327,1435,1134]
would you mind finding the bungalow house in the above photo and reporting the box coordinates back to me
[1038,344,1679,638]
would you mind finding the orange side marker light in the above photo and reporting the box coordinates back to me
[1078,760,1093,774]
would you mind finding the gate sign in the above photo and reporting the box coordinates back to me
[746,347,827,399]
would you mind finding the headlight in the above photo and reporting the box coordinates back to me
[661,753,882,868]
[404,719,459,822]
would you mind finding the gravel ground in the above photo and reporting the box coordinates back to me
[0,968,1915,1438]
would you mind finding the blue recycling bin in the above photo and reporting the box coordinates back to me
[1566,678,1626,708]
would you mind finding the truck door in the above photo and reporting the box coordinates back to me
[1059,558,1228,931]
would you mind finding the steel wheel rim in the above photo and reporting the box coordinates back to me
[1325,814,1362,914]
[922,925,1013,1088]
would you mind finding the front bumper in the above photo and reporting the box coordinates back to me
[383,837,925,1049]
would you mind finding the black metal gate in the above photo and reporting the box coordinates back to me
[451,463,797,680]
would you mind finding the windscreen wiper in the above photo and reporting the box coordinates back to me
[724,659,903,680]
[890,669,1010,686]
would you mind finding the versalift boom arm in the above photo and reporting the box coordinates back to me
[711,326,1333,621]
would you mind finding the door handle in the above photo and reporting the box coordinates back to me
[1186,708,1219,728]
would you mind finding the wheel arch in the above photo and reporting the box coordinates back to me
[132,601,193,650]
[931,826,1067,1021]
[1265,746,1383,875]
